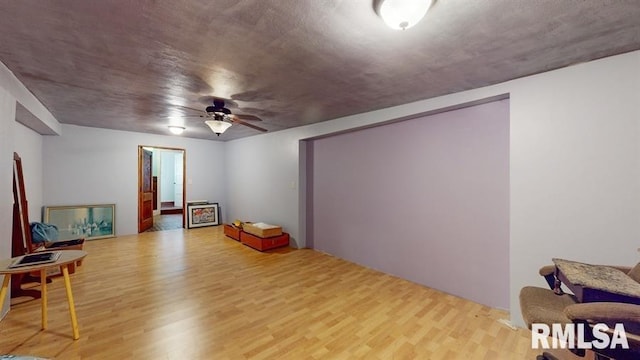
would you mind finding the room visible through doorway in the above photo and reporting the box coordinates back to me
[138,146,186,233]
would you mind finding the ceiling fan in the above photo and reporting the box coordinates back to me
[185,98,268,136]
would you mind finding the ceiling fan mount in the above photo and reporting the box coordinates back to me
[205,99,232,116]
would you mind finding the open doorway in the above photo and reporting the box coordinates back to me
[138,146,186,233]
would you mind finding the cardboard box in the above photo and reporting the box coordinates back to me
[241,231,289,251]
[242,222,282,238]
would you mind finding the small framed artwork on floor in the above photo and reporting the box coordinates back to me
[187,203,220,228]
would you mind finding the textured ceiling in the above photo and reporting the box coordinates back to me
[1,0,639,141]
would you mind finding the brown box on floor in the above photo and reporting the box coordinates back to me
[242,222,282,238]
[240,231,289,251]
[223,224,241,241]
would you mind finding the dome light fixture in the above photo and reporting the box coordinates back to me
[168,125,185,135]
[205,115,233,136]
[374,0,433,30]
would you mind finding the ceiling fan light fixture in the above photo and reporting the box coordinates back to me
[168,125,185,135]
[205,120,232,136]
[375,0,433,30]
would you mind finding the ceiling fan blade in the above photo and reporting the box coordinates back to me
[231,119,268,132]
[233,114,263,122]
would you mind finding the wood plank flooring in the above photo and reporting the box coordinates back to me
[1,226,542,359]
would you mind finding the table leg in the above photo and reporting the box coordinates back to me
[40,269,47,329]
[0,275,10,311]
[61,265,80,340]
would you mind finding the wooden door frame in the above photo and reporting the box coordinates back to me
[138,145,187,232]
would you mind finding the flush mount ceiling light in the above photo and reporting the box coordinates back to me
[374,0,433,30]
[168,125,185,135]
[205,115,232,136]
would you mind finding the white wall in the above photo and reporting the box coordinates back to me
[509,52,640,325]
[14,122,43,223]
[225,132,304,246]
[43,125,227,236]
[160,151,176,202]
[225,50,640,326]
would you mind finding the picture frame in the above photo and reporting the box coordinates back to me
[187,203,219,229]
[44,204,116,240]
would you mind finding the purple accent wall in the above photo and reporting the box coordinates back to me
[309,100,510,308]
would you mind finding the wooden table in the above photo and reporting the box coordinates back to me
[0,250,87,340]
[553,258,640,304]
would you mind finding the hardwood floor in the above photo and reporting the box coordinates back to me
[1,227,541,359]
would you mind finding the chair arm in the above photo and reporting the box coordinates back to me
[539,265,556,277]
[539,265,558,290]
[565,302,640,334]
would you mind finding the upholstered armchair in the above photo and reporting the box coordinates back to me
[520,262,640,360]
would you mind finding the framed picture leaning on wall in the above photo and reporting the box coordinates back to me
[187,203,220,229]
[44,204,116,240]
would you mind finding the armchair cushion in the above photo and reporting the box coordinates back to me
[520,286,577,329]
